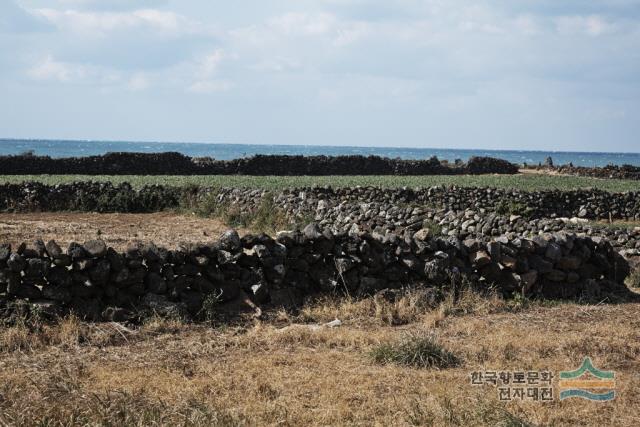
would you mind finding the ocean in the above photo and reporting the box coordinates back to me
[1,139,639,167]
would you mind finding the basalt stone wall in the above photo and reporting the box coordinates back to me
[221,186,640,221]
[556,164,640,180]
[1,182,639,221]
[0,226,631,322]
[525,164,640,180]
[0,153,519,175]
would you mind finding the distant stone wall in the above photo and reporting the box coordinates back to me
[1,182,639,221]
[221,186,640,221]
[525,164,640,180]
[0,227,631,322]
[0,152,518,175]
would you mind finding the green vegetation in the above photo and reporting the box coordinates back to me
[370,332,460,369]
[184,190,311,233]
[494,200,534,217]
[421,220,443,237]
[1,173,638,192]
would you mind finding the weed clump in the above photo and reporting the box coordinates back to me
[370,332,460,369]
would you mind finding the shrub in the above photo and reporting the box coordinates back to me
[370,332,460,369]
[422,220,443,237]
[494,200,532,217]
[626,269,640,289]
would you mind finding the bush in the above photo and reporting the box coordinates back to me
[422,220,443,237]
[494,200,532,217]
[626,269,640,289]
[370,332,460,369]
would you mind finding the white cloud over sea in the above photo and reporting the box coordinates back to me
[1,0,639,150]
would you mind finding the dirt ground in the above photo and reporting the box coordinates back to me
[0,212,238,250]
[0,293,639,426]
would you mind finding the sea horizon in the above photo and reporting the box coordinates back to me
[1,138,639,167]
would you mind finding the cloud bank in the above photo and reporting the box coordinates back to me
[1,0,639,151]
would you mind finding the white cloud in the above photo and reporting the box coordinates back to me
[187,80,233,94]
[127,72,150,91]
[27,55,123,86]
[185,49,234,93]
[32,8,195,36]
[555,15,615,36]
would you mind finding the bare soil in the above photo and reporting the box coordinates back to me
[0,212,238,250]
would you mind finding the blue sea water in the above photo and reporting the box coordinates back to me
[1,139,639,167]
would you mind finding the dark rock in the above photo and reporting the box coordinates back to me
[46,266,72,287]
[270,288,303,308]
[25,258,48,278]
[145,272,167,294]
[42,284,72,303]
[7,253,25,273]
[8,281,42,299]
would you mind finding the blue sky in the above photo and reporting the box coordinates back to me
[0,0,639,152]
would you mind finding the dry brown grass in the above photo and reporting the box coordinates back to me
[0,211,240,250]
[1,289,638,426]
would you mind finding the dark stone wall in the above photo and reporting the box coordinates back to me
[0,227,630,322]
[225,186,640,221]
[0,153,519,175]
[525,164,640,180]
[1,182,639,220]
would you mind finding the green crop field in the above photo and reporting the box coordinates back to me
[0,174,638,192]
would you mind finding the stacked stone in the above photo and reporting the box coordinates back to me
[0,226,631,322]
[540,164,640,181]
[0,153,518,176]
[2,183,639,220]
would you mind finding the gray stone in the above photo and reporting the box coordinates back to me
[303,222,323,240]
[412,228,431,242]
[219,229,241,251]
[519,270,538,293]
[45,240,62,259]
[83,240,107,258]
[0,244,11,262]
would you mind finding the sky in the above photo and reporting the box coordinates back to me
[0,0,639,152]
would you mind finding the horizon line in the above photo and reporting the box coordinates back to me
[1,137,639,156]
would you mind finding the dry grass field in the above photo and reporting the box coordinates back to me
[0,212,238,250]
[1,213,639,426]
[1,290,639,426]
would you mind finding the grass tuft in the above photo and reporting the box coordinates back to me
[370,332,460,369]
